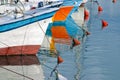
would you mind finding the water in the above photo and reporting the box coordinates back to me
[80,0,120,80]
[38,0,84,80]
[38,0,120,80]
[38,43,83,80]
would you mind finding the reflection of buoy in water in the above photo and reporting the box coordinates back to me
[70,38,80,49]
[98,6,103,12]
[73,38,80,47]
[112,0,116,3]
[84,9,89,21]
[84,9,89,16]
[101,20,108,29]
[57,56,64,64]
[86,31,90,35]
[84,15,89,21]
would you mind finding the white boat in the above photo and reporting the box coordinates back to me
[0,0,63,55]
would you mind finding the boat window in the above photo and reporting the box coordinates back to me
[38,2,43,8]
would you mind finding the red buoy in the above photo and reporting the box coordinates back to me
[84,9,89,21]
[112,0,116,3]
[86,31,90,35]
[101,20,108,29]
[57,56,64,64]
[73,38,80,47]
[84,14,89,21]
[98,6,103,12]
[84,9,89,17]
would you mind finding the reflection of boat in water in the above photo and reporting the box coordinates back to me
[38,1,90,80]
[44,1,87,51]
[0,0,63,55]
[0,55,44,80]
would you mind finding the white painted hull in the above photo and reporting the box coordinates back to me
[0,18,52,55]
[0,0,63,55]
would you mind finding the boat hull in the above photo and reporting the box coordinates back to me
[0,45,40,55]
[0,18,51,55]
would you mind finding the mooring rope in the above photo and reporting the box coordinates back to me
[0,66,34,80]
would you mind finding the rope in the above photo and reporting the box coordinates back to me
[0,66,34,80]
[0,2,32,79]
[37,21,51,45]
[48,64,59,80]
[50,64,59,77]
[41,63,53,70]
[0,2,24,17]
[17,7,53,49]
[18,0,25,11]
[0,10,13,17]
[0,2,59,80]
[19,19,30,80]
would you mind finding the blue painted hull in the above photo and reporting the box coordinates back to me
[0,10,57,32]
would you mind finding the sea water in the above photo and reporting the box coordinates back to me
[38,0,120,80]
[80,0,120,80]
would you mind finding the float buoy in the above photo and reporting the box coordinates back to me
[102,20,108,29]
[57,56,64,64]
[84,9,89,17]
[98,6,103,12]
[112,0,116,3]
[73,38,80,47]
[86,31,90,35]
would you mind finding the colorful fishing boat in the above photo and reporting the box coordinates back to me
[0,0,63,55]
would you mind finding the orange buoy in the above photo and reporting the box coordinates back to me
[86,31,90,35]
[98,6,103,12]
[84,9,89,17]
[112,0,116,3]
[84,14,89,21]
[57,56,64,64]
[101,20,108,29]
[73,38,80,47]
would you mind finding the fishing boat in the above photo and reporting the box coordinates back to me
[0,0,63,55]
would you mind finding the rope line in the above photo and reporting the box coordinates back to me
[0,66,34,80]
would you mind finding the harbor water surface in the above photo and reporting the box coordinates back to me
[38,0,120,80]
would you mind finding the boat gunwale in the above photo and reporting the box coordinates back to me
[0,8,59,32]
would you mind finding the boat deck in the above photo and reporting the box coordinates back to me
[0,7,58,25]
